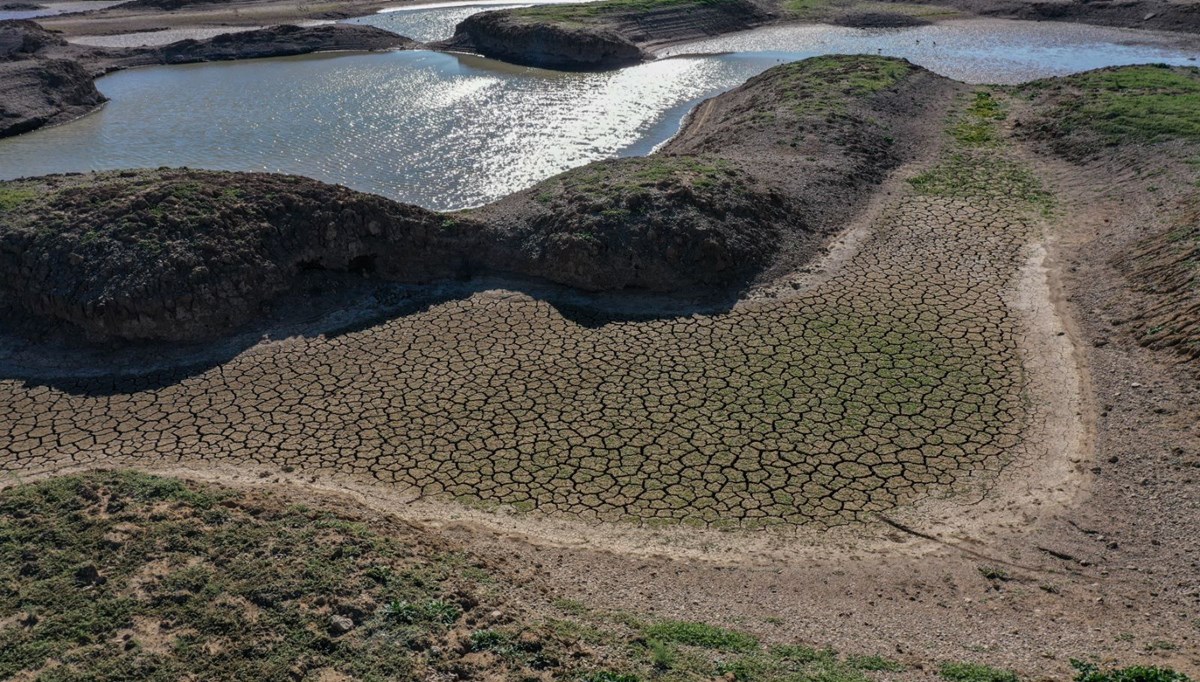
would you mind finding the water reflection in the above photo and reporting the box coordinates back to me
[1,19,1198,210]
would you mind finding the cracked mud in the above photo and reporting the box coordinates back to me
[0,136,1042,528]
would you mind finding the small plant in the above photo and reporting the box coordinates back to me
[644,619,759,651]
[1072,659,1193,682]
[940,661,1020,682]
[978,566,1011,581]
[384,598,461,625]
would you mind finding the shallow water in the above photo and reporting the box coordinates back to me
[1,18,1198,210]
[347,0,603,43]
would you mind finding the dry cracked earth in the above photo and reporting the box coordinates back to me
[0,98,1046,531]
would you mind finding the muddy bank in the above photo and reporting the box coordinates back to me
[439,0,776,70]
[0,21,419,138]
[0,55,958,342]
[876,0,1200,34]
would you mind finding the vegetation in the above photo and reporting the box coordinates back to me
[1072,660,1194,682]
[951,90,1007,147]
[768,55,914,115]
[0,471,959,681]
[1020,65,1200,147]
[940,661,1021,682]
[0,186,38,211]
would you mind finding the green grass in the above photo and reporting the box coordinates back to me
[1072,660,1193,682]
[1021,65,1200,145]
[0,470,1020,681]
[644,620,759,651]
[770,55,914,116]
[0,185,38,211]
[952,91,1007,146]
[940,661,1021,682]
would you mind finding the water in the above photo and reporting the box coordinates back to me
[2,19,1198,210]
[346,0,603,43]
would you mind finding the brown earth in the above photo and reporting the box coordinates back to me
[874,0,1200,34]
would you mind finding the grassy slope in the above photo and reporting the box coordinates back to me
[0,471,910,682]
[1019,65,1200,360]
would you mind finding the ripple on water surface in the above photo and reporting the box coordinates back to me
[1,19,1198,210]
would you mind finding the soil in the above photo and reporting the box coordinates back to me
[874,0,1200,34]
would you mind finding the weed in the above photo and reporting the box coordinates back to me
[644,620,759,651]
[940,661,1021,682]
[1072,659,1193,682]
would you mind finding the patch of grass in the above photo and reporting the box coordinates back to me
[0,185,38,211]
[644,619,759,651]
[769,55,914,116]
[952,91,1006,146]
[940,661,1021,682]
[909,152,1054,216]
[1072,660,1193,682]
[1021,65,1200,145]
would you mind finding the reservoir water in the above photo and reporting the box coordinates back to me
[1,15,1198,210]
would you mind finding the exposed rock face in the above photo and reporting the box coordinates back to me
[442,0,772,70]
[449,12,645,70]
[0,57,105,137]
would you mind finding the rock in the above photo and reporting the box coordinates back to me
[0,58,105,138]
[328,615,355,635]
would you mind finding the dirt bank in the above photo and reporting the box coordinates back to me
[438,0,776,70]
[875,0,1200,34]
[0,21,419,138]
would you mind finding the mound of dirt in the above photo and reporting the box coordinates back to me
[441,0,773,70]
[877,0,1200,33]
[145,23,420,64]
[474,156,796,290]
[660,54,958,280]
[0,19,67,59]
[0,170,488,342]
[0,56,957,342]
[0,58,104,137]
